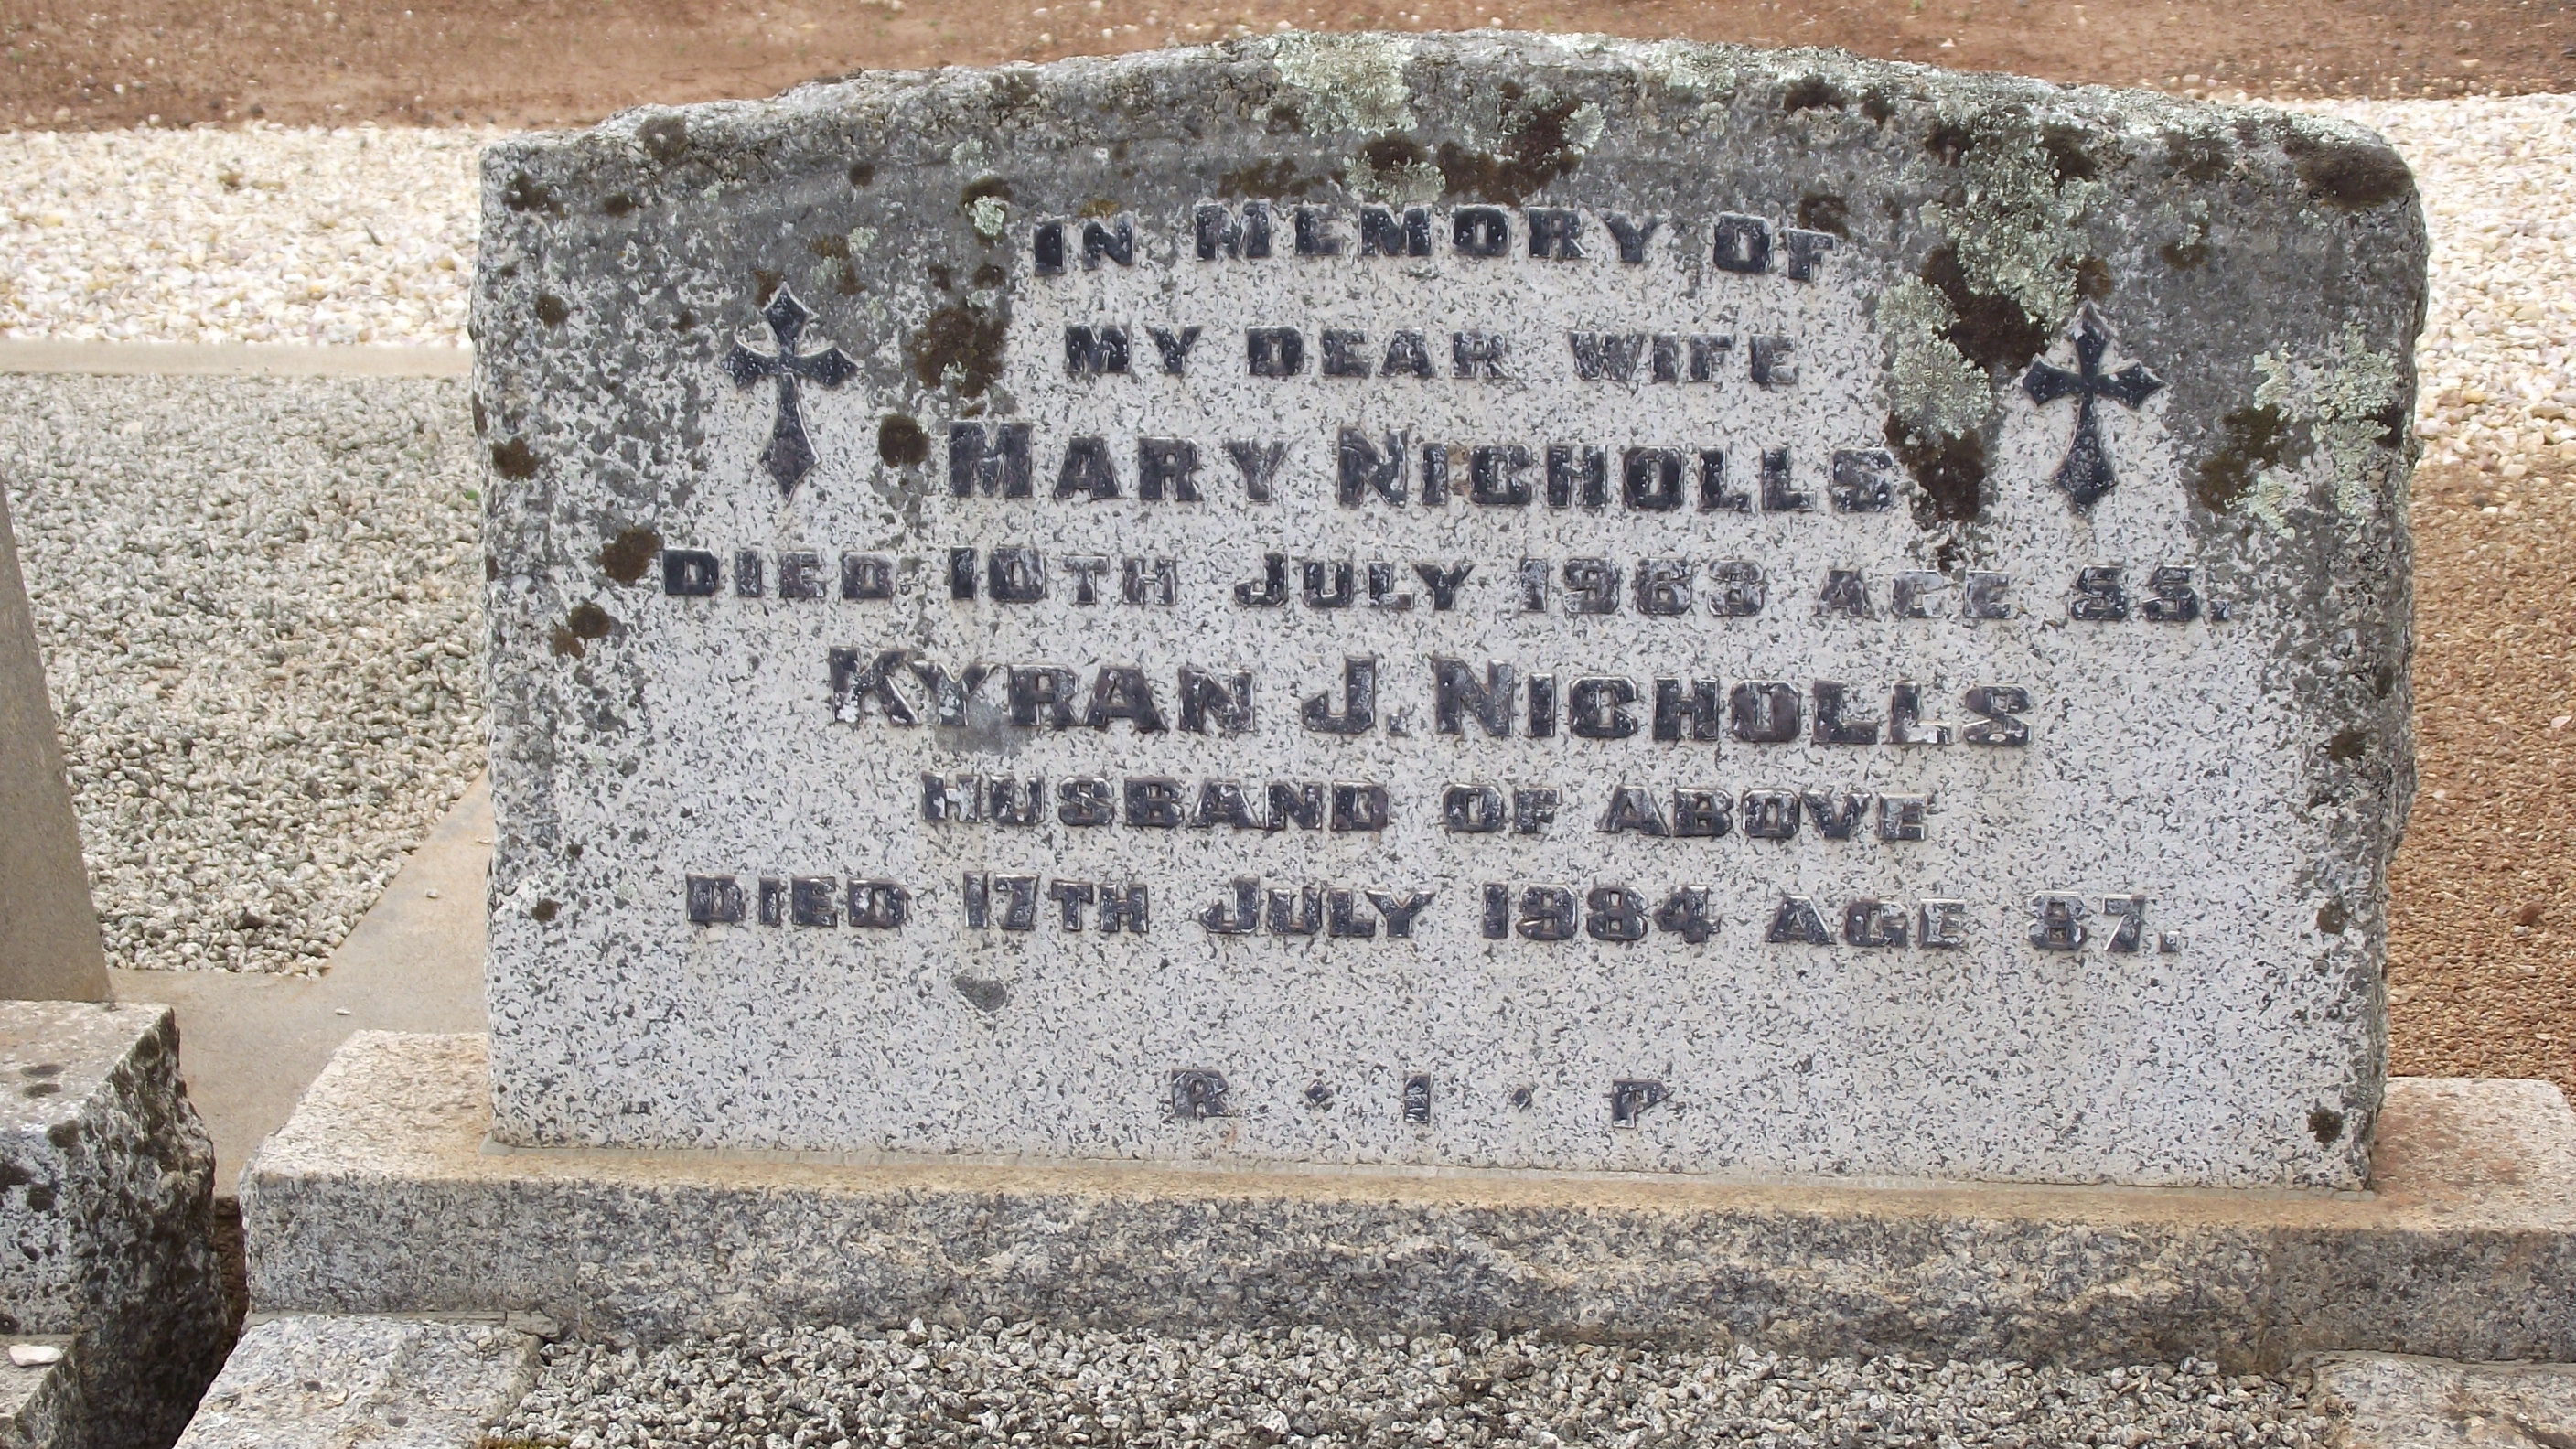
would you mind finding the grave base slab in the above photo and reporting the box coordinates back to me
[244,1033,2576,1371]
[172,1315,540,1449]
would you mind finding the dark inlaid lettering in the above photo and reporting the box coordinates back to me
[1234,553,1288,607]
[1065,325,1130,376]
[1547,445,1607,509]
[840,553,893,601]
[1765,893,1832,944]
[1710,560,1766,617]
[1301,657,1378,735]
[1919,898,1970,948]
[1057,777,1114,827]
[1749,336,1797,387]
[1403,1073,1433,1123]
[1171,1068,1229,1120]
[2144,565,2201,622]
[1636,560,1692,617]
[1672,789,1730,838]
[1829,448,1896,511]
[1964,685,2032,746]
[685,875,745,926]
[2070,564,2130,621]
[1842,898,1907,948]
[1338,429,1409,505]
[1801,789,1870,839]
[1321,328,1372,378]
[1380,329,1436,379]
[1611,1079,1669,1125]
[1570,676,1639,739]
[1810,682,1881,745]
[1196,201,1273,260]
[790,875,839,927]
[1760,447,1812,511]
[1224,440,1288,502]
[949,422,1033,498]
[663,549,721,596]
[1453,207,1509,257]
[1730,681,1802,744]
[1293,205,1345,257]
[1623,448,1688,512]
[1597,786,1669,836]
[1453,331,1508,379]
[1148,326,1201,374]
[1528,208,1583,259]
[2030,893,2089,950]
[1604,213,1660,263]
[1178,668,1255,735]
[1712,213,1771,274]
[1474,445,1534,506]
[1563,558,1620,614]
[1358,204,1433,257]
[1247,327,1305,377]
[1742,789,1798,840]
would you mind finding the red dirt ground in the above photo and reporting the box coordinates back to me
[5,0,2574,132]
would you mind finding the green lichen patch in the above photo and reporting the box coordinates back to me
[2250,327,2411,521]
[1876,277,1992,442]
[1922,110,2105,337]
[1347,134,1445,205]
[1268,32,1417,134]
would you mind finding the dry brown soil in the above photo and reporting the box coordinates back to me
[2393,461,2575,1100]
[4,0,2576,130]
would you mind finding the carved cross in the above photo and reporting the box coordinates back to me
[724,286,857,497]
[2021,307,2163,512]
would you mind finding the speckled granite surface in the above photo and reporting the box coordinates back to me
[474,36,2422,1186]
[244,1033,2576,1369]
[0,1003,231,1449]
[172,1315,538,1449]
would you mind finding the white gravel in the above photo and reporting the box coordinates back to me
[0,375,482,973]
[0,125,481,347]
[2310,94,2576,478]
[496,1323,2336,1449]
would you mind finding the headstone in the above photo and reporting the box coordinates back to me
[0,1002,231,1449]
[0,483,109,1004]
[475,35,2421,1188]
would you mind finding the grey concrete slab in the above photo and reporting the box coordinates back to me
[2310,1353,2576,1447]
[0,479,107,1004]
[113,777,490,1197]
[0,341,469,379]
[174,1315,539,1449]
[243,1035,2576,1371]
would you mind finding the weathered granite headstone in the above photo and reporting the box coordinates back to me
[0,1002,231,1449]
[476,35,2420,1188]
[0,483,109,1004]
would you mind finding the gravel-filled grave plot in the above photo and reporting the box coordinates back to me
[495,1323,2336,1449]
[0,374,482,973]
[0,124,482,347]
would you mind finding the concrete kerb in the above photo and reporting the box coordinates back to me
[112,775,492,1198]
[0,341,470,378]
